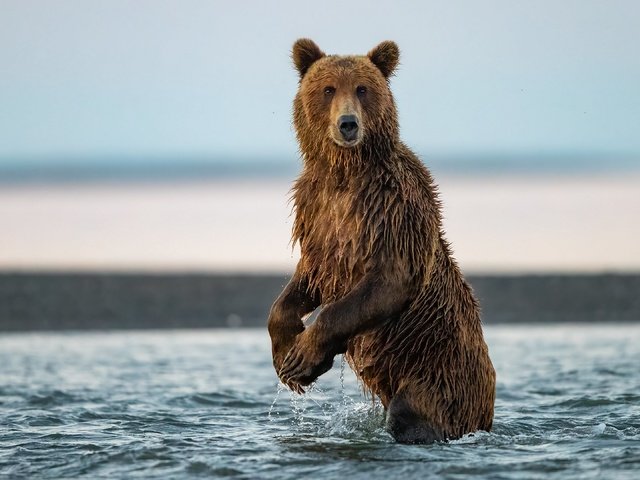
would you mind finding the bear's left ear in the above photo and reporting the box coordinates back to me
[292,38,325,78]
[368,41,400,79]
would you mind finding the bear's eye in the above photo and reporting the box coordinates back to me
[324,86,336,96]
[356,86,367,97]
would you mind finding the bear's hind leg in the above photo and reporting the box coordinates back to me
[386,394,445,444]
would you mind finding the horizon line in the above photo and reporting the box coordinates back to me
[1,151,639,185]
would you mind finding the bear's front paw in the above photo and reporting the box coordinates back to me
[272,336,297,376]
[278,332,334,394]
[269,320,305,375]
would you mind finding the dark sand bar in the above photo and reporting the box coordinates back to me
[0,272,638,331]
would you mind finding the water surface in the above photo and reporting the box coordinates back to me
[1,325,639,478]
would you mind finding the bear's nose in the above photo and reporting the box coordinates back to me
[338,115,359,141]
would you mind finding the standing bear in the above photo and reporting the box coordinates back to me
[268,39,496,443]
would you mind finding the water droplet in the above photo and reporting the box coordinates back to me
[268,382,286,420]
[340,354,349,407]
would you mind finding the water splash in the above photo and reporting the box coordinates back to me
[339,354,350,408]
[268,382,286,421]
[290,383,311,426]
[288,355,386,439]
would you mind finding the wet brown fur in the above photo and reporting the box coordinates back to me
[269,39,495,441]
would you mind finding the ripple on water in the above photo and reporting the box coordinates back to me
[167,391,263,410]
[26,390,80,407]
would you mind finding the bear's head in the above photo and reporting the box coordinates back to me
[292,39,400,159]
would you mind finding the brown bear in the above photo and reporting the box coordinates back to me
[267,38,496,443]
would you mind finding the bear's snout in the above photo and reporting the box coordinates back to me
[338,115,359,143]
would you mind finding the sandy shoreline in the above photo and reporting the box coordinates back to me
[0,173,639,273]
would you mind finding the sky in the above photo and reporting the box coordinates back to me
[0,0,639,166]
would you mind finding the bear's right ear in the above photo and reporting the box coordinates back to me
[292,38,325,78]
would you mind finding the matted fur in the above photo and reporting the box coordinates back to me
[287,41,495,439]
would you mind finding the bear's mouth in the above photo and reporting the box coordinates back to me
[330,130,362,148]
[334,138,360,148]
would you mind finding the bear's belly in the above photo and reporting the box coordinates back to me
[346,330,395,405]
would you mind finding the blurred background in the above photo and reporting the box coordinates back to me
[1,0,639,329]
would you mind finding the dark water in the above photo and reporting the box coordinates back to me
[1,325,639,479]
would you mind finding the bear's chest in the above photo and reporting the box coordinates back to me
[297,183,368,300]
[314,186,355,250]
